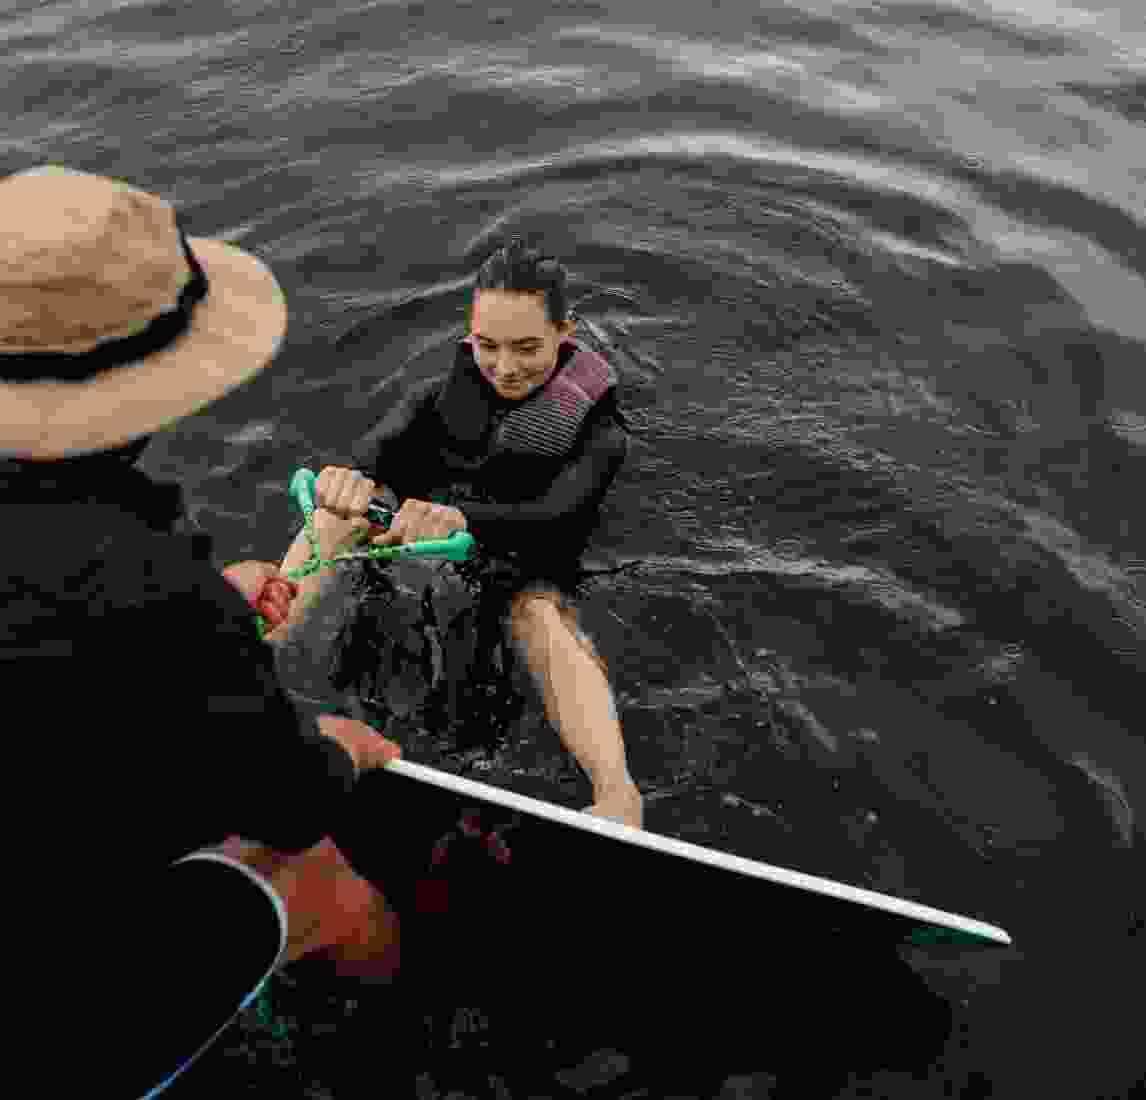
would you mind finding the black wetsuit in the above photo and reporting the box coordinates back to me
[344,345,629,594]
[325,340,629,743]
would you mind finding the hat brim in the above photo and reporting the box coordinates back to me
[0,236,288,459]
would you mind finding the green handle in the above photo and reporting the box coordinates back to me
[289,467,475,561]
[379,535,475,562]
[256,467,477,634]
[290,467,319,526]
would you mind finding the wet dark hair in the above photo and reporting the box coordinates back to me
[470,237,570,327]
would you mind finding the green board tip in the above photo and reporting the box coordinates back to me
[906,925,999,947]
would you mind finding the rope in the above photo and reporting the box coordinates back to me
[255,467,475,638]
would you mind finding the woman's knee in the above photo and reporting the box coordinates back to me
[506,589,608,680]
[505,589,561,653]
[507,587,560,627]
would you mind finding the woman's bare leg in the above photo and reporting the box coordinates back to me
[507,591,642,828]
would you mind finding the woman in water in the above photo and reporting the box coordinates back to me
[274,239,642,828]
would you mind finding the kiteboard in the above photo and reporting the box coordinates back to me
[337,757,1013,958]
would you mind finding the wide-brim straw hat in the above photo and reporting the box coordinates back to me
[0,164,288,459]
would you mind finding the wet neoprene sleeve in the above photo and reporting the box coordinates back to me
[346,377,628,554]
[347,377,442,503]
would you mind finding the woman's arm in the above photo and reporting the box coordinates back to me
[458,411,629,551]
[345,376,444,502]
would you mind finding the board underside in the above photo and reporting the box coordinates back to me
[335,761,1013,962]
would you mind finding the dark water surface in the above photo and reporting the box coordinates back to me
[5,0,1144,1096]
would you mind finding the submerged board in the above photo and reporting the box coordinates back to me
[339,759,1012,956]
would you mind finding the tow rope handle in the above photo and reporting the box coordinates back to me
[254,468,476,637]
[287,467,476,566]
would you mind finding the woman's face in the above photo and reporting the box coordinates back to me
[470,290,576,400]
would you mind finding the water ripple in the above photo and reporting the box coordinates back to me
[557,24,890,113]
[626,544,967,633]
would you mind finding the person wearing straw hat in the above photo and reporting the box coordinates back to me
[0,165,409,1097]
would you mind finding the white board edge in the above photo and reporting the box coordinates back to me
[383,759,1013,945]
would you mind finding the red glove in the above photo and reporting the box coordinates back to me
[221,561,299,629]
